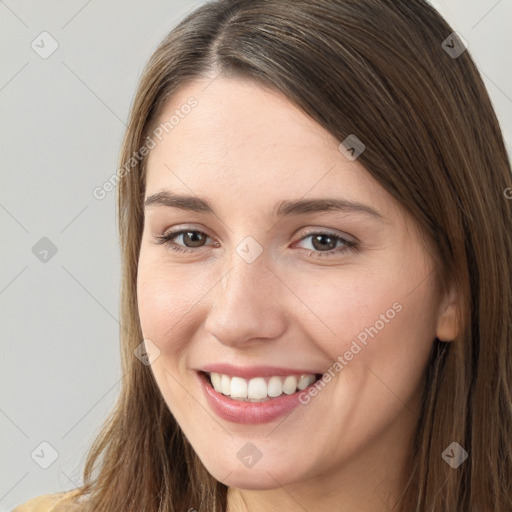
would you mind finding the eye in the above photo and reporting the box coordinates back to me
[154,227,358,258]
[154,228,216,253]
[294,229,358,258]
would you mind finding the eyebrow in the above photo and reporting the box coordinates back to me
[144,191,385,221]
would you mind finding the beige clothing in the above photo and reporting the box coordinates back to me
[11,489,84,512]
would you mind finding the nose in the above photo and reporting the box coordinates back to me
[204,251,288,348]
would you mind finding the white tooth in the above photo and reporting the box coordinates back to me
[210,372,222,393]
[297,375,313,391]
[247,377,267,399]
[267,376,283,397]
[221,374,231,395]
[230,376,248,398]
[282,375,298,394]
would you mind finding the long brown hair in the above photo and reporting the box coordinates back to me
[76,1,512,510]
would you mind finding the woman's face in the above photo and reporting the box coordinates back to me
[137,76,453,494]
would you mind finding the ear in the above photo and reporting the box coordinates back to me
[435,282,460,342]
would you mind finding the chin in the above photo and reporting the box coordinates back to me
[217,467,293,490]
[201,449,310,490]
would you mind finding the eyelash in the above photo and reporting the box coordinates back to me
[154,228,358,258]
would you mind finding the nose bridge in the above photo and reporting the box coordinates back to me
[204,244,287,345]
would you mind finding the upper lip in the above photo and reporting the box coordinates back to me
[198,363,323,379]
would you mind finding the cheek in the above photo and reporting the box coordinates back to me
[290,264,437,395]
[287,267,425,353]
[136,256,208,415]
[285,269,436,457]
[137,254,210,344]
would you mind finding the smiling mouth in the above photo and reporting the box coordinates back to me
[200,371,323,402]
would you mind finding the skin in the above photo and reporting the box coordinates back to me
[137,75,459,512]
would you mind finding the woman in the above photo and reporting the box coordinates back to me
[13,0,512,510]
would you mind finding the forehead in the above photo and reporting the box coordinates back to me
[149,76,338,165]
[144,76,398,221]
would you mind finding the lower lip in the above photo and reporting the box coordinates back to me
[197,372,313,424]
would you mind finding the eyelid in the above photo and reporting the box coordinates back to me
[155,225,358,257]
[157,226,354,245]
[292,228,358,258]
[160,226,214,242]
[294,227,358,244]
[158,224,213,240]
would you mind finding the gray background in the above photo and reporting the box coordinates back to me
[1,1,511,510]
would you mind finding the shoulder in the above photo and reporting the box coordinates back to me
[11,489,85,512]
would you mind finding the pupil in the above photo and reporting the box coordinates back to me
[312,234,335,251]
[185,231,205,247]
